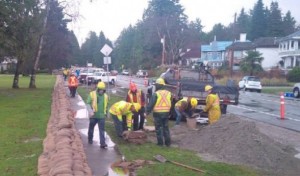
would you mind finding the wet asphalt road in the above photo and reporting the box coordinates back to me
[228,90,300,132]
[116,75,300,132]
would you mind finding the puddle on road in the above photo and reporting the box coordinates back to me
[107,166,129,176]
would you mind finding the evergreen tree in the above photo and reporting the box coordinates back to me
[249,0,267,40]
[282,11,296,35]
[236,8,251,35]
[267,2,284,37]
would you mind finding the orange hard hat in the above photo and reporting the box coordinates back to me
[129,82,137,91]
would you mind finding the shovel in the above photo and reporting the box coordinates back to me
[153,155,205,174]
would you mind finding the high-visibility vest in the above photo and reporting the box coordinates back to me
[109,101,133,128]
[90,91,108,113]
[127,90,144,106]
[175,98,188,109]
[153,90,171,113]
[69,76,78,87]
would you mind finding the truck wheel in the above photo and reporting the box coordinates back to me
[221,104,227,114]
[293,88,300,98]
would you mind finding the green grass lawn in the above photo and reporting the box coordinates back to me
[78,87,260,176]
[0,74,55,176]
[262,87,292,95]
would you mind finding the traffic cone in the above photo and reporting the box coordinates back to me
[280,92,285,120]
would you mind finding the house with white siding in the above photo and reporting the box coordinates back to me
[277,30,300,70]
[253,37,281,70]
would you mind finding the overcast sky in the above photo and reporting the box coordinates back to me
[68,0,300,45]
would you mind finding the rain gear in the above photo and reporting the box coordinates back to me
[203,93,221,124]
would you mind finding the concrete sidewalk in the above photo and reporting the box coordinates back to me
[66,85,123,176]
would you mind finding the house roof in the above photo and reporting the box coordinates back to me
[253,37,279,48]
[181,47,201,59]
[201,41,233,52]
[181,42,201,59]
[226,41,256,50]
[277,30,300,42]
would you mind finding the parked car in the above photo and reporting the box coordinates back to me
[121,69,129,75]
[293,83,300,98]
[86,72,117,85]
[136,70,148,77]
[238,76,262,93]
[78,67,105,84]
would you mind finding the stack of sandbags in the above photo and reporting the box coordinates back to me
[38,76,92,176]
[122,131,147,144]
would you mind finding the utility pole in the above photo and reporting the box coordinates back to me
[161,35,165,66]
[230,13,237,77]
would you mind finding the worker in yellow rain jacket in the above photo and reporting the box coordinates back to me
[86,82,109,148]
[174,97,198,125]
[109,101,141,137]
[203,85,221,124]
[146,78,172,146]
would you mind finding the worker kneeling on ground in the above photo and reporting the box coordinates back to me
[146,78,172,147]
[174,97,198,125]
[109,101,141,137]
[203,85,221,124]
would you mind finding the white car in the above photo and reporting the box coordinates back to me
[293,83,300,98]
[238,76,262,93]
[86,72,116,85]
[121,70,129,75]
[136,70,148,78]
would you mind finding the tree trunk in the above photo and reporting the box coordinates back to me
[29,0,50,88]
[12,60,22,89]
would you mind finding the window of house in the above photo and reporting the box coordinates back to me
[291,41,294,49]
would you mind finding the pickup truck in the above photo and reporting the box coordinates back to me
[147,65,239,117]
[78,68,105,84]
[86,72,117,85]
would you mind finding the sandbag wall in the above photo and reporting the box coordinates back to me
[38,77,92,176]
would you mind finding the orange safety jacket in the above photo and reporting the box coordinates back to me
[109,101,133,128]
[127,90,145,106]
[153,90,171,113]
[68,76,78,87]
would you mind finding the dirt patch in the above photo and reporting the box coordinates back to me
[148,114,300,176]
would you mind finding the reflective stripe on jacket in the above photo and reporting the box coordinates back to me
[127,90,144,106]
[90,91,108,114]
[109,101,133,128]
[175,98,188,112]
[68,76,78,87]
[204,93,221,124]
[153,90,171,113]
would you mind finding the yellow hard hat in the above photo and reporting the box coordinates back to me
[190,98,198,108]
[132,103,141,112]
[205,85,213,91]
[155,78,165,85]
[97,82,106,89]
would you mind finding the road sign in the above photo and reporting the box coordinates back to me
[104,57,111,64]
[100,44,113,56]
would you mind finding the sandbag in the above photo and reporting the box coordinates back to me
[122,131,147,144]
